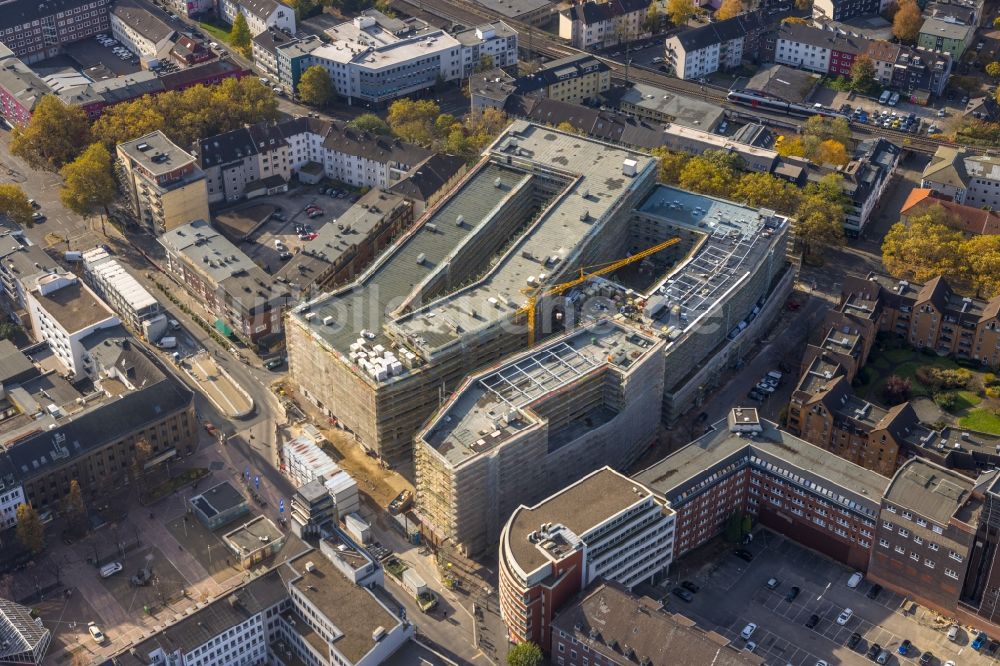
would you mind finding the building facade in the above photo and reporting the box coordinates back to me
[498,468,675,647]
[81,247,166,341]
[664,11,771,80]
[918,18,973,58]
[0,0,112,64]
[558,0,651,50]
[110,0,176,60]
[116,131,210,236]
[218,0,295,36]
[514,54,612,105]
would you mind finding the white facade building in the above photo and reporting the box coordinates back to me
[455,24,519,77]
[0,484,26,530]
[774,34,832,72]
[110,0,176,59]
[25,273,120,379]
[81,247,166,341]
[218,0,295,36]
[921,146,1000,209]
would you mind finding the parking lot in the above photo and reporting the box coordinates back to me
[663,531,995,666]
[234,185,360,274]
[61,35,142,76]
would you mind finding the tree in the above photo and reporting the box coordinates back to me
[793,175,847,258]
[230,12,252,57]
[64,479,87,536]
[15,503,44,554]
[733,172,799,213]
[678,152,737,197]
[387,98,441,144]
[350,113,392,134]
[995,16,1000,28]
[666,0,697,26]
[849,56,878,93]
[0,184,34,229]
[9,96,91,171]
[477,55,494,72]
[882,375,912,405]
[881,206,965,283]
[290,0,320,19]
[813,139,850,166]
[716,0,742,20]
[556,121,577,133]
[803,115,852,148]
[782,15,808,24]
[987,61,1000,78]
[794,0,812,9]
[297,65,334,107]
[60,143,117,234]
[651,148,688,184]
[0,322,20,341]
[130,438,153,487]
[507,642,543,666]
[776,135,806,158]
[645,2,661,31]
[892,0,922,43]
[963,234,1000,298]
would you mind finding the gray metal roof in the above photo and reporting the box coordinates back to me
[111,0,176,44]
[159,220,259,285]
[884,458,976,527]
[118,131,197,177]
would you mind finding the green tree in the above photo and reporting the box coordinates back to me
[477,54,494,72]
[666,0,697,26]
[849,56,878,93]
[297,65,334,107]
[64,479,87,536]
[881,205,965,283]
[793,175,847,258]
[994,16,1000,28]
[644,2,661,31]
[678,149,739,197]
[15,503,44,554]
[350,113,392,134]
[716,0,742,20]
[60,143,117,235]
[733,172,799,213]
[987,61,1000,78]
[290,0,320,19]
[892,0,922,42]
[507,641,543,666]
[794,0,812,9]
[10,96,91,171]
[741,514,752,537]
[387,98,441,144]
[0,184,34,229]
[651,148,688,184]
[230,12,252,57]
[963,234,1000,298]
[0,322,21,341]
[803,115,852,148]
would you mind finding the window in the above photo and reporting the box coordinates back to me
[945,568,959,579]
[950,551,964,562]
[879,538,890,548]
[910,551,919,561]
[925,558,935,569]
[898,528,909,538]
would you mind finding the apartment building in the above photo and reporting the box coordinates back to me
[80,247,167,341]
[0,47,52,125]
[159,220,292,345]
[918,18,973,58]
[837,138,901,236]
[901,188,1000,235]
[251,27,297,80]
[664,10,772,80]
[25,272,120,380]
[298,12,516,106]
[416,321,666,556]
[110,0,176,60]
[550,582,762,666]
[498,468,675,647]
[218,0,295,36]
[0,233,60,317]
[922,146,1000,209]
[774,23,868,77]
[813,0,889,21]
[634,409,887,570]
[605,82,726,129]
[558,0,651,50]
[865,41,953,98]
[195,116,432,204]
[869,459,981,617]
[116,131,210,236]
[273,34,324,93]
[514,54,611,104]
[0,331,197,514]
[0,0,112,64]
[163,0,214,17]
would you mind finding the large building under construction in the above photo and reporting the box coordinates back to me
[286,121,794,475]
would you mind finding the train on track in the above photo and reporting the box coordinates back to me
[726,89,844,120]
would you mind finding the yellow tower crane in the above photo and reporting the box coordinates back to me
[517,236,682,347]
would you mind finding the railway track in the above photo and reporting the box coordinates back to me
[390,0,975,155]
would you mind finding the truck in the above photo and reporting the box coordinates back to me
[402,569,437,612]
[388,489,412,515]
[157,336,177,349]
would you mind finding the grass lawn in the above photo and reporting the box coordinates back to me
[198,19,232,44]
[959,409,1000,436]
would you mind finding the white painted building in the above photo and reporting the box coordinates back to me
[25,273,120,379]
[110,0,176,59]
[81,247,166,341]
[454,24,519,77]
[218,0,295,36]
[921,146,1000,209]
[0,483,26,530]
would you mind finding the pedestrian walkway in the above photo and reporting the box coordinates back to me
[136,512,224,601]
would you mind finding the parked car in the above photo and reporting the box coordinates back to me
[672,587,694,602]
[680,581,700,593]
[847,571,863,588]
[848,632,862,649]
[805,614,820,629]
[866,584,882,599]
[265,357,286,370]
[898,639,911,655]
[919,651,933,665]
[785,586,800,602]
[765,577,780,590]
[99,562,123,578]
[836,608,853,625]
[88,622,105,643]
[744,641,756,652]
[740,623,757,640]
[876,649,890,665]
[747,389,764,401]
[973,632,988,651]
[733,549,754,562]
[31,212,45,223]
[947,624,960,642]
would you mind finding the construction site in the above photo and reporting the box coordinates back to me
[286,121,795,493]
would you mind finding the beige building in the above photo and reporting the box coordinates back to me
[516,54,611,105]
[116,130,210,236]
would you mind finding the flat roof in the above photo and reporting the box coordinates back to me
[193,480,247,514]
[224,515,284,554]
[634,418,888,512]
[614,83,725,129]
[884,458,976,526]
[159,220,260,285]
[473,0,551,18]
[30,276,116,333]
[422,322,659,466]
[118,130,196,176]
[285,553,400,663]
[505,467,657,575]
[82,248,158,313]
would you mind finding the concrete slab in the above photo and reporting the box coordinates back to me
[184,352,253,418]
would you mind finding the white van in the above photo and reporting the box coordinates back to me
[100,562,123,578]
[846,571,863,588]
[879,90,891,105]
